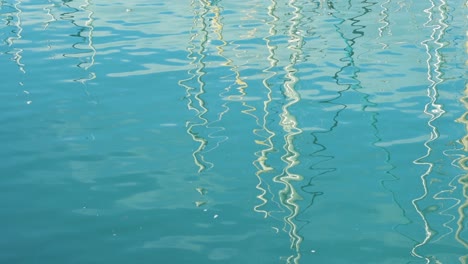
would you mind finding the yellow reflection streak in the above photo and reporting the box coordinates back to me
[455,31,468,260]
[411,0,447,262]
[457,112,468,255]
[180,0,211,173]
[253,0,279,219]
[273,0,304,263]
[201,0,234,155]
[226,5,260,124]
[182,0,246,173]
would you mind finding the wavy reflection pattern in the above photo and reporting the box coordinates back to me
[252,0,279,219]
[411,0,452,262]
[274,1,304,262]
[178,0,468,263]
[181,0,251,207]
[77,0,96,84]
[373,0,422,254]
[1,0,31,105]
[59,0,96,84]
[180,0,212,173]
[457,83,468,261]
[40,0,98,102]
[1,0,26,75]
[456,34,468,263]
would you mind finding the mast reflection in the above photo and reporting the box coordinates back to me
[180,0,211,173]
[3,0,26,75]
[411,0,449,262]
[274,0,304,262]
[456,82,468,261]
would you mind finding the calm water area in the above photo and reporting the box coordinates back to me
[1,0,467,263]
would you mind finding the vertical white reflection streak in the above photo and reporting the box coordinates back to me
[201,0,230,154]
[77,0,96,86]
[455,28,468,263]
[253,0,279,219]
[180,0,211,173]
[428,0,462,246]
[10,0,25,74]
[377,0,391,49]
[275,0,304,263]
[43,0,57,29]
[411,0,446,261]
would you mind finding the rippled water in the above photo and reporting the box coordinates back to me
[1,0,467,263]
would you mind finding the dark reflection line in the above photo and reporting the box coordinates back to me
[78,0,96,71]
[278,2,372,259]
[318,1,360,132]
[411,0,448,262]
[289,2,384,248]
[374,0,419,249]
[315,1,374,155]
[55,0,97,101]
[77,0,96,88]
[291,3,349,232]
[289,0,326,240]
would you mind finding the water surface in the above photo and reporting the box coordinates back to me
[1,0,467,263]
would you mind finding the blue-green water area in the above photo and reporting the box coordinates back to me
[1,0,467,263]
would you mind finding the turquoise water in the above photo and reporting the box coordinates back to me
[1,0,467,263]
